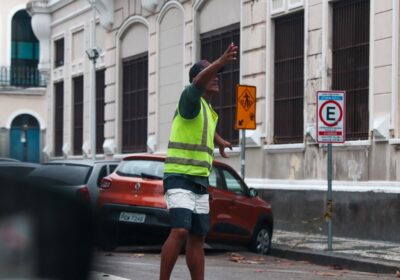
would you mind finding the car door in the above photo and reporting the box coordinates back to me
[208,167,234,241]
[220,167,259,240]
[208,166,254,242]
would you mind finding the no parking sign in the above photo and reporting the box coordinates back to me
[316,91,346,143]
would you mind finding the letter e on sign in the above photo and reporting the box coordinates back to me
[235,85,256,130]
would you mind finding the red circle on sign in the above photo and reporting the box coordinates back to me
[319,100,343,127]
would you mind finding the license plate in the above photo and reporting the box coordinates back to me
[119,212,146,223]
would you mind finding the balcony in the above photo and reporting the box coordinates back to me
[0,65,46,88]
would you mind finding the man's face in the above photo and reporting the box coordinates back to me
[206,75,220,93]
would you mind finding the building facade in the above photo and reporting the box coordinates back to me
[27,0,400,181]
[26,0,400,241]
[0,0,47,163]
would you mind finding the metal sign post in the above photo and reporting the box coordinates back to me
[327,143,333,251]
[235,85,256,179]
[241,130,245,179]
[316,91,346,252]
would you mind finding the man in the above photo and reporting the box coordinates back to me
[159,43,238,280]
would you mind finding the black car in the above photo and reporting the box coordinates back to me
[0,161,39,179]
[27,160,119,206]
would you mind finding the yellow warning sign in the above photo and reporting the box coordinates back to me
[235,85,256,130]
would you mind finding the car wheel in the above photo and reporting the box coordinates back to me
[249,224,272,255]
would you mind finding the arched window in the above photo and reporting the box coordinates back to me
[120,22,149,153]
[11,10,40,87]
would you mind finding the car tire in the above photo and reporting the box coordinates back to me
[249,224,272,255]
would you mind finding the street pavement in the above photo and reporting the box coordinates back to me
[90,230,400,279]
[90,250,398,280]
[271,230,400,274]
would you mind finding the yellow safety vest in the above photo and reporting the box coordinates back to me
[164,97,218,177]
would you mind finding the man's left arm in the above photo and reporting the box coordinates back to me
[214,132,232,158]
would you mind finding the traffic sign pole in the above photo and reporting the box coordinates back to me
[241,130,245,179]
[316,91,346,252]
[327,143,333,251]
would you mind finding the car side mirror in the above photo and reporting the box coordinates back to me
[249,188,258,197]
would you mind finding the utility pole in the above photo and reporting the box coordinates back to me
[86,0,100,161]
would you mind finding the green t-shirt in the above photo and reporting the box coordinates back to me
[164,83,209,187]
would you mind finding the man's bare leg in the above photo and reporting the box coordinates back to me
[185,234,205,280]
[159,228,188,280]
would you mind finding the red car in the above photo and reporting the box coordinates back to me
[97,154,273,254]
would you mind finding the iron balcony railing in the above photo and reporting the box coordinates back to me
[0,65,46,88]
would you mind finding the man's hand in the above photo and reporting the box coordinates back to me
[218,43,238,66]
[193,43,238,88]
[218,140,233,158]
[215,132,232,158]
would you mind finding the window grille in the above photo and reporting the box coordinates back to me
[122,53,148,153]
[54,82,64,157]
[96,69,105,154]
[73,76,83,155]
[201,23,240,146]
[274,11,304,144]
[332,0,370,140]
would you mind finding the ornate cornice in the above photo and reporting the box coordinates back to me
[26,0,49,15]
[27,0,51,78]
[141,0,166,15]
[96,0,114,31]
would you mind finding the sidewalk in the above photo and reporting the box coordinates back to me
[271,230,400,274]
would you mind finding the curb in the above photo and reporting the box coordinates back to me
[270,245,399,274]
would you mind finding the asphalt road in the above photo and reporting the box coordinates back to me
[90,247,397,280]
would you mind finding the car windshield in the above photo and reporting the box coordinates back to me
[116,159,164,179]
[28,164,92,186]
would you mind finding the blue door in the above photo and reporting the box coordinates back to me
[10,114,40,163]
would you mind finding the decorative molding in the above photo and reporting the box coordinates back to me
[5,109,46,130]
[48,0,75,12]
[118,15,150,38]
[245,178,400,193]
[270,0,285,15]
[28,1,52,78]
[82,140,90,156]
[288,0,303,10]
[372,115,391,141]
[103,139,116,155]
[141,0,166,14]
[62,142,70,157]
[51,5,91,27]
[71,61,84,77]
[319,140,371,151]
[157,0,184,23]
[96,0,114,31]
[264,143,306,153]
[53,67,64,82]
